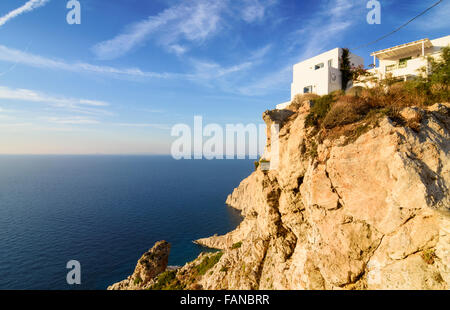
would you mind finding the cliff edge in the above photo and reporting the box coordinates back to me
[111,100,450,290]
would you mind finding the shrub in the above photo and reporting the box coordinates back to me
[254,161,259,171]
[231,241,242,249]
[290,93,320,110]
[346,86,364,97]
[195,252,224,276]
[322,96,369,129]
[133,275,142,285]
[149,270,185,290]
[428,45,450,102]
[306,140,318,159]
[305,94,334,127]
[422,249,436,265]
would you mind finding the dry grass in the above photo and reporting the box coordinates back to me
[290,93,320,111]
[302,79,438,144]
[301,46,449,144]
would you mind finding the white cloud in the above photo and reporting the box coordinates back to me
[92,0,276,59]
[116,123,170,130]
[189,59,253,79]
[0,0,50,27]
[0,122,33,128]
[0,44,176,79]
[168,44,188,56]
[240,0,275,23]
[46,116,100,125]
[0,85,111,115]
[0,44,253,83]
[92,0,225,60]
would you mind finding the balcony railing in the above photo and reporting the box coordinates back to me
[386,64,397,72]
[386,62,408,72]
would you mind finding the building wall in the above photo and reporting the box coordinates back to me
[430,35,450,55]
[371,35,450,80]
[290,48,364,99]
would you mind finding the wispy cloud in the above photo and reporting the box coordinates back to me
[0,44,258,86]
[46,116,100,125]
[240,0,276,23]
[0,122,33,128]
[116,123,171,130]
[92,0,276,60]
[189,59,253,80]
[0,85,111,115]
[0,0,50,27]
[0,122,88,132]
[0,44,178,79]
[92,0,225,60]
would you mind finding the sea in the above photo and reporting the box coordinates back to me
[0,155,253,290]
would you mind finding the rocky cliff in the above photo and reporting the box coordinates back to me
[110,101,450,290]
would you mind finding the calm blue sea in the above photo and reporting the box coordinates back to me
[0,156,252,290]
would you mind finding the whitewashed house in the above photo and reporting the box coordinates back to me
[276,35,449,110]
[277,48,364,109]
[367,35,450,82]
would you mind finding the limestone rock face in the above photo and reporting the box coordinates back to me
[110,102,449,290]
[195,102,450,290]
[108,241,170,290]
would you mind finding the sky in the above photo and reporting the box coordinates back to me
[0,0,448,155]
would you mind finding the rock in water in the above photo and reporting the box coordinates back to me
[108,241,170,290]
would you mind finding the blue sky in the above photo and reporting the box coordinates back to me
[0,0,448,154]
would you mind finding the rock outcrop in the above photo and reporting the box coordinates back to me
[111,101,450,290]
[108,241,170,290]
[195,101,450,290]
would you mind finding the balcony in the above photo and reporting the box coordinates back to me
[384,57,428,77]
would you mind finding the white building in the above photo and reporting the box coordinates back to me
[277,48,364,109]
[276,35,449,110]
[367,35,450,82]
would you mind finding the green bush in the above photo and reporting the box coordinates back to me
[149,270,185,290]
[195,252,224,276]
[305,95,334,127]
[133,275,142,285]
[231,241,242,249]
[428,45,450,102]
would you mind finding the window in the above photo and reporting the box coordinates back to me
[399,57,411,68]
[328,59,333,67]
[303,86,313,94]
[314,63,324,70]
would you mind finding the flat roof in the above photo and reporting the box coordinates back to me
[371,38,433,60]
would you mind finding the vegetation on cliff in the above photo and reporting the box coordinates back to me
[300,46,450,149]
